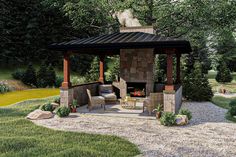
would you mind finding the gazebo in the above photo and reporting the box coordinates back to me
[49,26,192,113]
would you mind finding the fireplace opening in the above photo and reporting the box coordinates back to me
[127,82,146,97]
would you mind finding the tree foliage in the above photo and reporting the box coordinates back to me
[22,63,37,86]
[85,57,100,82]
[1,0,236,75]
[215,60,233,83]
[183,62,213,101]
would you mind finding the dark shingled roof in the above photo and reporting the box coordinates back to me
[49,32,192,54]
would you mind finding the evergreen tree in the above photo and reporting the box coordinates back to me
[22,63,37,86]
[85,57,99,82]
[154,54,166,83]
[215,60,233,83]
[183,62,213,101]
[37,63,48,87]
[46,64,56,87]
[107,57,120,81]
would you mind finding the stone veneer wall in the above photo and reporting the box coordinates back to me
[60,82,100,107]
[119,48,154,98]
[73,82,100,106]
[163,86,183,113]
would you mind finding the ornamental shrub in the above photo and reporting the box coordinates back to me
[229,106,236,116]
[55,76,63,88]
[0,82,11,93]
[56,106,70,117]
[160,112,176,126]
[53,96,60,104]
[215,60,232,83]
[183,62,213,101]
[229,99,236,107]
[22,63,37,86]
[12,69,24,80]
[40,103,54,112]
[37,63,48,88]
[45,64,56,87]
[179,109,192,120]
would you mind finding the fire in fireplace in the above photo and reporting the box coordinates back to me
[127,82,146,97]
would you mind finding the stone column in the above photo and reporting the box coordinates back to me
[176,53,181,84]
[99,55,105,83]
[165,52,174,91]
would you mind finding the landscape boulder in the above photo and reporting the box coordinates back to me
[176,115,188,126]
[26,109,53,120]
[51,102,60,110]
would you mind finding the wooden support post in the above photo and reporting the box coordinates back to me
[165,52,174,91]
[61,52,71,89]
[176,53,181,84]
[99,55,105,83]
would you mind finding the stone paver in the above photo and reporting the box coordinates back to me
[33,102,236,157]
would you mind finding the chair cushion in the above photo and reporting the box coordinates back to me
[101,89,112,94]
[101,93,117,101]
[91,96,105,104]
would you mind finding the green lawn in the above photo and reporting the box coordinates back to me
[0,98,140,157]
[0,89,60,107]
[207,71,236,93]
[212,96,236,122]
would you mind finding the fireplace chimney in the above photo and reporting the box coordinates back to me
[120,26,155,35]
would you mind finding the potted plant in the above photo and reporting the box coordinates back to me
[70,99,77,113]
[153,104,163,119]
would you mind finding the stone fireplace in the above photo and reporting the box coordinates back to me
[127,82,146,97]
[119,48,154,98]
[116,26,155,98]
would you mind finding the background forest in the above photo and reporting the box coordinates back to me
[0,0,236,84]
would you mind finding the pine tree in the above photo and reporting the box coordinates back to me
[107,57,120,81]
[183,62,213,101]
[37,63,48,87]
[46,64,56,87]
[22,63,37,86]
[215,60,233,83]
[85,57,99,82]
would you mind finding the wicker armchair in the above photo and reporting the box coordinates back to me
[143,93,162,115]
[86,89,105,111]
[99,84,117,103]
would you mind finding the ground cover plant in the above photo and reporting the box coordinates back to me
[0,89,59,107]
[56,106,70,117]
[160,112,176,126]
[212,96,236,122]
[40,102,54,112]
[179,109,192,120]
[0,98,140,157]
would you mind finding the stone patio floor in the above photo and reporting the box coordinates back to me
[33,102,236,157]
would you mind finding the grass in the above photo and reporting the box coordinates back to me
[207,70,236,93]
[0,89,60,107]
[212,96,236,122]
[0,98,140,157]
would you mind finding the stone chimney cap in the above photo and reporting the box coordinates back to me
[120,26,155,34]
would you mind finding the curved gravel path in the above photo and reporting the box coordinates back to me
[33,102,236,157]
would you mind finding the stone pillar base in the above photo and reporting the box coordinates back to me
[60,88,73,107]
[163,86,182,113]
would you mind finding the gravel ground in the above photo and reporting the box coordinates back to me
[33,102,236,157]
